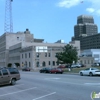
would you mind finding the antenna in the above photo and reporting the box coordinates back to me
[4,0,13,33]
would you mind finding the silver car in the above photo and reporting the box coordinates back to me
[79,68,100,76]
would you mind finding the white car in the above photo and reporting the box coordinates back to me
[71,64,81,68]
[79,68,100,76]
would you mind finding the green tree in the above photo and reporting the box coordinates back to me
[56,44,78,65]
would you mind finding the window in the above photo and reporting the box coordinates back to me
[53,61,55,66]
[17,37,19,40]
[22,54,23,58]
[45,53,47,57]
[37,53,39,57]
[29,62,31,67]
[29,53,30,58]
[8,68,19,74]
[25,53,27,58]
[48,61,50,65]
[2,69,8,75]
[48,53,50,57]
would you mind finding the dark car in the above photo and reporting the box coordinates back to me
[50,68,63,74]
[40,68,51,73]
[22,67,31,71]
[0,67,20,86]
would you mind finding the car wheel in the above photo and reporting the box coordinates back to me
[11,79,16,85]
[89,72,93,76]
[61,72,63,74]
[80,72,83,76]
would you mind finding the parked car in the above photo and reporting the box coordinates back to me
[71,64,81,68]
[80,64,86,67]
[50,68,63,74]
[40,68,51,73]
[57,65,66,69]
[79,68,100,76]
[22,67,31,71]
[0,67,20,85]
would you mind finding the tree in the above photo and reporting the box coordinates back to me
[56,44,78,65]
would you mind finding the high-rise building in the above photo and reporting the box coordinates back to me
[74,15,98,40]
[72,15,100,50]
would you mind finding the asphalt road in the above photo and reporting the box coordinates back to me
[0,71,100,100]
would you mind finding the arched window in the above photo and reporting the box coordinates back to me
[42,61,46,67]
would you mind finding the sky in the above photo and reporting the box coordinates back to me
[0,0,100,43]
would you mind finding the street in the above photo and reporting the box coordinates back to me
[0,71,100,100]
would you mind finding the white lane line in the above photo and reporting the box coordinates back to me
[84,83,100,85]
[0,84,24,89]
[45,78,60,80]
[0,87,37,97]
[44,79,84,85]
[33,92,56,100]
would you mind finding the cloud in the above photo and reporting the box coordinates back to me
[57,0,80,8]
[86,0,100,16]
[86,8,95,13]
[57,0,100,16]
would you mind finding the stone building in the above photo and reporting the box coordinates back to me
[0,29,80,70]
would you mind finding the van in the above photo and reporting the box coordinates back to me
[0,67,20,85]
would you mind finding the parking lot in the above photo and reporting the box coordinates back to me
[0,71,100,100]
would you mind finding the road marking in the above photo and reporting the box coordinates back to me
[33,92,56,100]
[45,78,60,80]
[0,87,37,97]
[0,84,24,89]
[84,83,100,85]
[44,79,84,85]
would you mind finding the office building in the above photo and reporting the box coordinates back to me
[0,29,80,70]
[72,15,100,50]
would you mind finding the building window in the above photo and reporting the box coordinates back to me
[22,62,24,67]
[29,62,31,67]
[25,61,27,67]
[48,61,50,65]
[25,53,27,58]
[45,53,47,57]
[84,60,86,64]
[91,60,93,64]
[22,54,23,58]
[29,53,30,58]
[88,60,90,64]
[36,62,39,67]
[17,37,19,40]
[48,53,50,57]
[42,61,46,67]
[36,53,39,57]
[53,61,55,66]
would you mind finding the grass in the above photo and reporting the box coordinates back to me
[63,66,100,73]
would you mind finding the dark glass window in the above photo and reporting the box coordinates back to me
[45,53,47,57]
[48,53,50,57]
[48,61,50,65]
[2,69,8,75]
[8,68,19,74]
[29,53,30,58]
[25,53,27,58]
[22,54,23,58]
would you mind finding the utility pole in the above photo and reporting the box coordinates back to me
[4,0,13,33]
